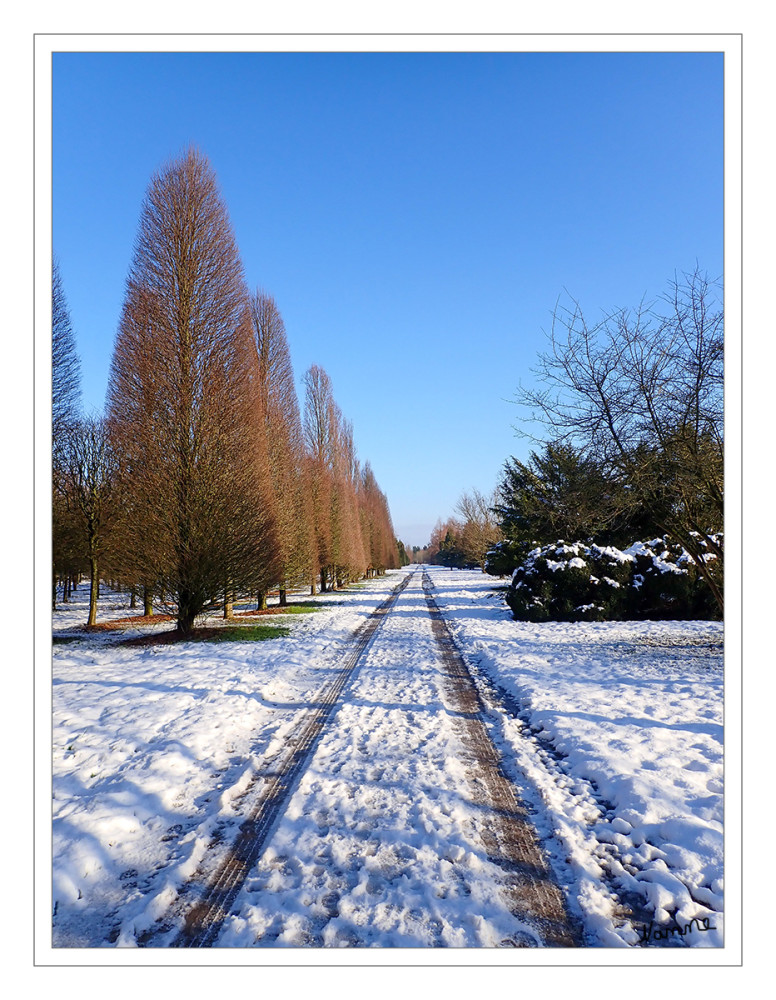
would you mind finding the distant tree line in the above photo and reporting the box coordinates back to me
[53,147,399,632]
[417,489,503,571]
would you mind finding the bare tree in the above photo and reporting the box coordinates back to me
[518,268,723,612]
[329,410,367,586]
[56,418,117,626]
[455,488,503,571]
[52,259,81,450]
[52,259,84,607]
[250,289,314,605]
[303,365,336,592]
[359,462,398,576]
[52,489,84,609]
[107,147,277,634]
[302,366,377,590]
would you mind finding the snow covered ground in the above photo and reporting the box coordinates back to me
[50,566,724,953]
[429,568,724,948]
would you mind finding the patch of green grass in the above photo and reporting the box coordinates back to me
[234,601,326,615]
[53,635,83,644]
[203,624,291,643]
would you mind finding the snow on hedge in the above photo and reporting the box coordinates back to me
[506,536,720,622]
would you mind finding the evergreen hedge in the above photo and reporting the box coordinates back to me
[505,536,721,621]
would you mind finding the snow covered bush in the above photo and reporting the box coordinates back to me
[505,536,722,622]
[626,535,721,620]
[506,541,632,622]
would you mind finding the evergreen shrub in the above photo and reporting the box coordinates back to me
[485,539,527,578]
[505,536,721,621]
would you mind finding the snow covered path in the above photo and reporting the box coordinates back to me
[51,567,724,951]
[207,569,577,949]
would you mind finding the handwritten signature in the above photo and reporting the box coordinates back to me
[639,915,716,945]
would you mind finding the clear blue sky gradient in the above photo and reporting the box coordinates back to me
[52,51,723,548]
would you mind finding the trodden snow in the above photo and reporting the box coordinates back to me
[51,566,723,949]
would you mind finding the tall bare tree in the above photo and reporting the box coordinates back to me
[107,147,277,634]
[303,365,336,591]
[518,268,723,612]
[52,259,83,606]
[329,408,367,586]
[52,258,81,450]
[359,462,398,576]
[302,366,376,590]
[250,289,314,605]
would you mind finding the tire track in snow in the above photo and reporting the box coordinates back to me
[421,571,581,947]
[144,571,415,948]
[462,664,692,946]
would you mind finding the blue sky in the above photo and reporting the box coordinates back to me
[52,50,723,548]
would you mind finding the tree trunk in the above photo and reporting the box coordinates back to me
[279,588,287,607]
[224,587,234,619]
[310,576,317,596]
[177,610,196,635]
[87,557,99,627]
[129,587,137,609]
[320,568,327,593]
[177,587,197,635]
[143,586,153,617]
[256,591,267,611]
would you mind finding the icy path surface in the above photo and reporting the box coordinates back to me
[51,567,724,949]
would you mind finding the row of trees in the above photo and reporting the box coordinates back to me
[424,268,724,617]
[53,147,399,632]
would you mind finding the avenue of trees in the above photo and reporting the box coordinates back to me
[52,147,399,633]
